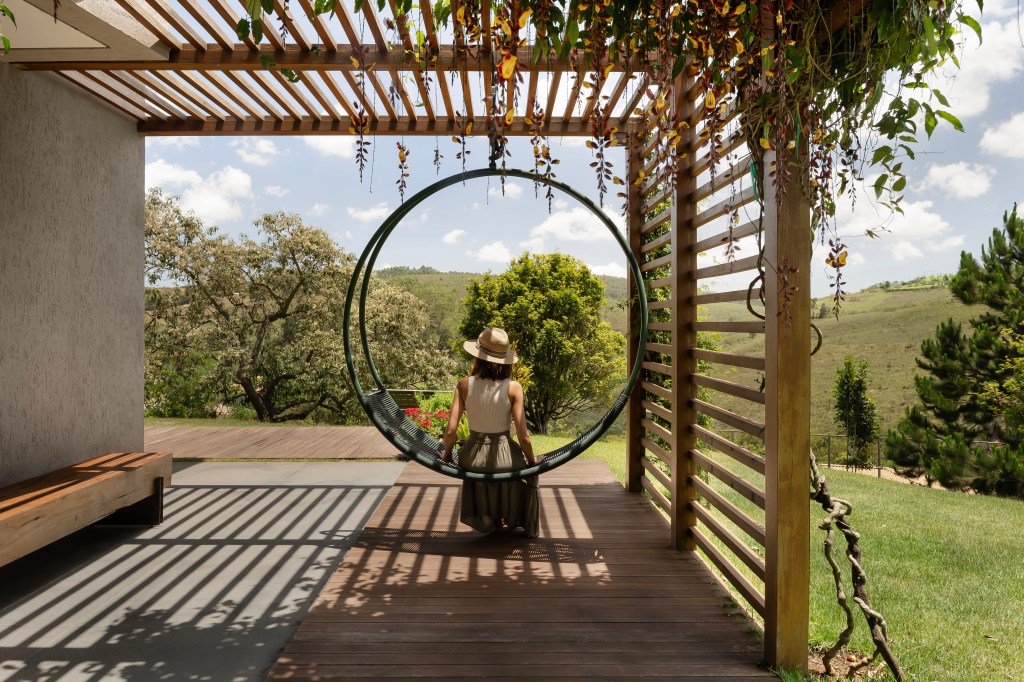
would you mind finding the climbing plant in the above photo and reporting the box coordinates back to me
[238,0,977,301]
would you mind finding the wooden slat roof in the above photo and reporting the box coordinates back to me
[10,0,657,137]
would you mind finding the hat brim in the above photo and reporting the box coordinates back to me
[463,340,518,365]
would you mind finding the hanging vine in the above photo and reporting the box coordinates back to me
[239,0,979,288]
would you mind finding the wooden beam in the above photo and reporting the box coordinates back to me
[297,0,339,50]
[56,71,148,120]
[179,1,237,50]
[208,0,259,50]
[138,116,616,136]
[626,126,645,495]
[669,70,698,552]
[762,140,812,669]
[106,70,189,119]
[111,0,181,50]
[224,71,285,120]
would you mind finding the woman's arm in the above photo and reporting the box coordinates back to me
[442,378,467,462]
[508,381,536,466]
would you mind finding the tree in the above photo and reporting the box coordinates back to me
[145,189,456,422]
[832,356,879,466]
[886,206,1024,495]
[460,252,626,435]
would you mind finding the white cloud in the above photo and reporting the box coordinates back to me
[554,198,570,211]
[590,261,627,277]
[846,252,867,268]
[180,166,253,224]
[145,160,252,224]
[468,241,513,263]
[919,162,994,198]
[344,230,353,239]
[346,202,391,223]
[980,112,1024,158]
[442,229,466,244]
[891,241,924,261]
[519,236,547,252]
[145,159,201,190]
[265,185,290,198]
[933,17,1024,119]
[231,138,282,166]
[527,207,619,245]
[560,137,589,148]
[145,137,200,150]
[310,202,330,216]
[928,235,966,253]
[302,136,355,158]
[488,182,525,199]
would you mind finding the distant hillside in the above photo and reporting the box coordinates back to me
[382,269,631,350]
[705,283,988,435]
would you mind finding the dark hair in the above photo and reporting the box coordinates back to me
[471,358,513,381]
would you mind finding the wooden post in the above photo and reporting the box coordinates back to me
[762,149,812,670]
[669,74,698,551]
[626,123,644,494]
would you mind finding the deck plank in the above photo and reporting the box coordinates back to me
[144,425,401,460]
[266,459,772,679]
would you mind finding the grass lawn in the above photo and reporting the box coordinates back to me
[539,434,1024,682]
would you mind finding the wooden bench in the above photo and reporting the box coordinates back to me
[0,451,172,569]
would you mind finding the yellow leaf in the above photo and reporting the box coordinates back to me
[500,54,518,80]
[837,251,848,266]
[723,1,730,14]
[349,126,356,134]
[734,2,746,15]
[734,37,744,55]
[504,108,514,125]
[350,55,360,68]
[466,121,473,135]
[705,89,716,109]
[603,63,613,79]
[760,138,771,150]
[518,8,532,28]
[398,149,407,162]
[456,5,466,25]
[451,136,460,142]
[786,140,796,149]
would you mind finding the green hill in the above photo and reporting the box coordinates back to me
[705,281,988,436]
[379,269,631,349]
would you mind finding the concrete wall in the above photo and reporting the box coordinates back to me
[0,64,144,486]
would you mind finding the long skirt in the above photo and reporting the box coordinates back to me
[458,431,539,537]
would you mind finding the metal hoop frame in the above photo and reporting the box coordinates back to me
[343,168,648,481]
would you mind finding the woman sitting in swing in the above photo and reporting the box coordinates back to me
[442,327,540,538]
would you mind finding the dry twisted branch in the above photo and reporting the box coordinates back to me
[810,451,906,681]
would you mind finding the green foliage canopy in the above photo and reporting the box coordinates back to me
[145,189,456,422]
[459,252,625,435]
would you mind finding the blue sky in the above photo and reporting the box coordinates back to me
[145,2,1023,298]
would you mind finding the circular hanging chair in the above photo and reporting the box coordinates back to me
[343,168,648,481]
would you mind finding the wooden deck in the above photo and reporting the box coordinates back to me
[144,425,400,460]
[268,459,773,680]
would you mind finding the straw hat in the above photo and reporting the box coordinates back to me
[463,327,518,365]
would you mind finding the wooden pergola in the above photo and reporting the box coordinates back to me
[4,0,810,671]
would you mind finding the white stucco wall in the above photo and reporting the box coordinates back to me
[0,64,144,486]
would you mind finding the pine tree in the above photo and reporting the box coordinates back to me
[833,356,879,466]
[886,206,1024,495]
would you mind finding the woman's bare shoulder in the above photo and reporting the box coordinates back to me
[508,380,523,395]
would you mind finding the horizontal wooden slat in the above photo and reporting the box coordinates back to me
[692,502,766,580]
[690,132,747,178]
[692,349,765,371]
[693,321,765,334]
[641,231,672,254]
[641,437,673,469]
[693,289,753,305]
[646,277,672,290]
[642,361,672,377]
[641,456,672,490]
[696,254,761,280]
[642,210,672,235]
[691,424,766,475]
[641,381,673,402]
[691,449,766,509]
[694,220,760,255]
[694,154,753,203]
[691,526,767,617]
[641,186,672,214]
[648,322,674,332]
[692,475,766,547]
[642,399,673,423]
[692,374,766,405]
[646,342,673,354]
[641,253,673,272]
[647,300,672,310]
[691,399,766,439]
[640,475,671,516]
[641,418,672,443]
[139,116,619,136]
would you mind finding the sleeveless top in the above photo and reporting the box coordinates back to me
[464,376,513,434]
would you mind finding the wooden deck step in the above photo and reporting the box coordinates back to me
[267,459,773,679]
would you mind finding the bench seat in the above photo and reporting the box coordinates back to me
[0,451,172,569]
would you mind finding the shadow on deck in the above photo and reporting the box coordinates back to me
[268,460,774,680]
